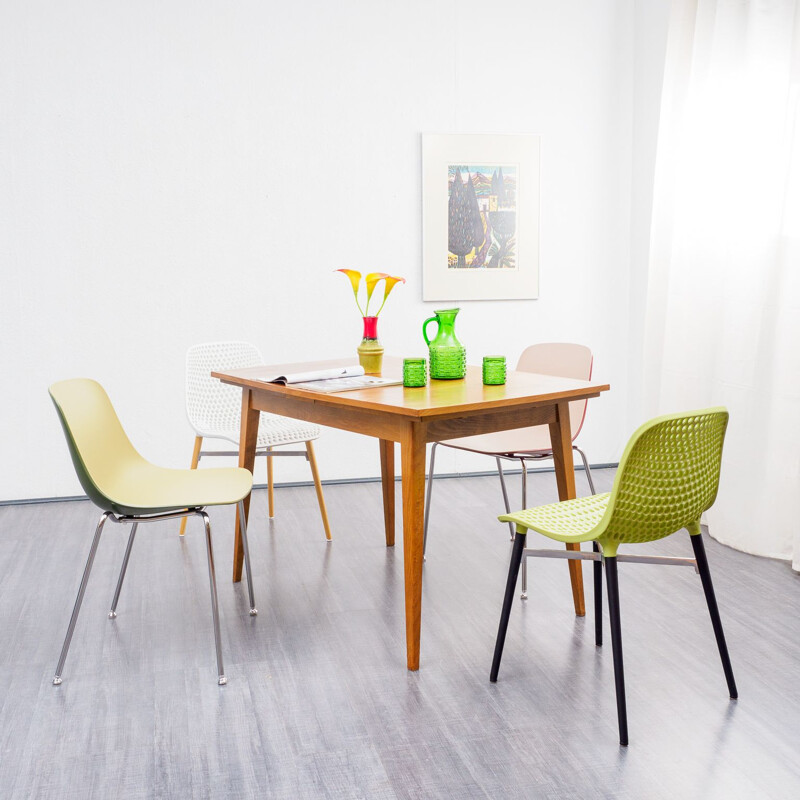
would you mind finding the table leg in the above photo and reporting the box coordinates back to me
[266,446,275,518]
[234,390,260,583]
[549,401,586,616]
[379,439,395,547]
[400,424,426,670]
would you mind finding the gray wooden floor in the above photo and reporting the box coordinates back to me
[1,468,799,799]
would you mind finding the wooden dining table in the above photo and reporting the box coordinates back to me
[213,357,610,671]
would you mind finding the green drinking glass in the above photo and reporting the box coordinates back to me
[403,358,427,388]
[483,356,506,385]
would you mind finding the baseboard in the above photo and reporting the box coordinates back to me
[0,463,619,507]
[251,462,618,490]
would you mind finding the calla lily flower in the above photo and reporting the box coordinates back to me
[365,272,391,313]
[335,268,364,314]
[336,268,405,317]
[375,275,406,316]
[336,268,362,293]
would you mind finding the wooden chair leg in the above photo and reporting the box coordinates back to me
[179,436,202,536]
[490,530,527,682]
[605,556,628,746]
[266,447,275,518]
[306,440,332,541]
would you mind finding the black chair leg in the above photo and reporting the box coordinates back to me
[490,530,527,682]
[690,532,738,699]
[593,541,602,646]
[605,556,628,746]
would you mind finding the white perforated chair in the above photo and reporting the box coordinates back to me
[424,344,595,589]
[181,341,331,540]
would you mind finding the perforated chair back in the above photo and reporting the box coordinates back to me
[599,408,729,553]
[516,343,593,439]
[186,341,263,438]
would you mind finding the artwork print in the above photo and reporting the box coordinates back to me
[448,165,517,270]
[422,134,539,301]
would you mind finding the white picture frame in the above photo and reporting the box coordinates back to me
[422,133,540,301]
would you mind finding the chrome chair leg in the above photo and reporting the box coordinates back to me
[521,457,528,508]
[238,500,257,616]
[53,511,111,685]
[108,522,138,619]
[519,458,528,600]
[422,442,438,555]
[496,458,514,540]
[519,458,530,597]
[574,446,596,495]
[199,511,226,686]
[520,554,528,600]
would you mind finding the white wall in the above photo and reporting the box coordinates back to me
[0,0,667,502]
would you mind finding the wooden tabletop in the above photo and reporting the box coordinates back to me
[213,356,610,419]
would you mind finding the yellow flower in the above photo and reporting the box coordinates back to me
[375,275,406,316]
[335,268,364,314]
[336,268,405,317]
[365,272,390,313]
[335,268,362,293]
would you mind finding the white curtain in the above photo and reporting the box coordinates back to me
[644,0,800,570]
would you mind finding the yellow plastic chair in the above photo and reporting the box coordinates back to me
[49,378,257,686]
[490,408,738,746]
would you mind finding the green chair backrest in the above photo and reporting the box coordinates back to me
[49,378,146,513]
[598,408,729,554]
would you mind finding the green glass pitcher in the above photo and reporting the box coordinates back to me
[423,308,467,380]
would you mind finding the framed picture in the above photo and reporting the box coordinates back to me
[422,133,540,301]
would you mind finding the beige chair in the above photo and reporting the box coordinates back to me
[424,343,596,585]
[49,378,256,686]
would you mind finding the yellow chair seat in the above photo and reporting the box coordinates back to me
[92,462,252,516]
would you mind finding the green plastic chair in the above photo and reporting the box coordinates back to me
[49,378,257,686]
[490,408,738,746]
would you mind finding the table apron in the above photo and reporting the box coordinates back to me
[247,388,585,445]
[424,403,561,442]
[248,390,408,441]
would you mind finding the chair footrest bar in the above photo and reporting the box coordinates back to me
[199,450,309,459]
[523,549,600,562]
[616,554,698,571]
[523,548,698,571]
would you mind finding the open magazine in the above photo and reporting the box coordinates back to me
[253,365,402,393]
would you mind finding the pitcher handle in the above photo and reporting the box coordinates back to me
[422,316,438,347]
